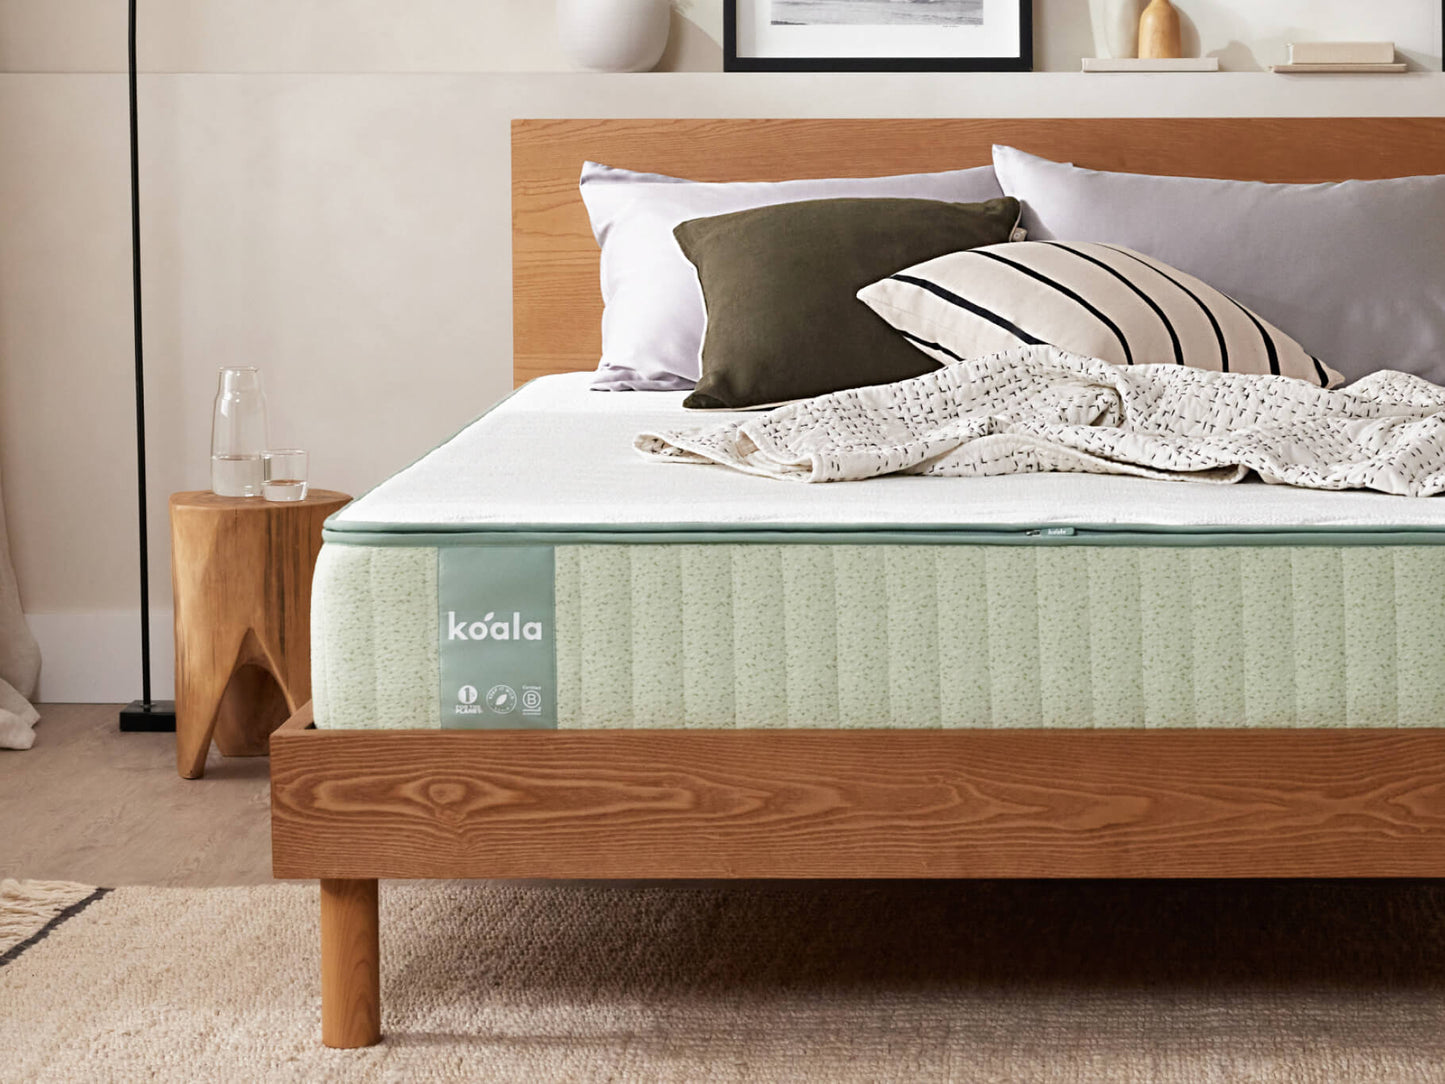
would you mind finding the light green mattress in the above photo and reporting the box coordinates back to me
[311,541,1445,730]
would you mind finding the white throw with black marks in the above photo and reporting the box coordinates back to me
[636,345,1445,496]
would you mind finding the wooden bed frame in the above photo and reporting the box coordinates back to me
[272,117,1445,1049]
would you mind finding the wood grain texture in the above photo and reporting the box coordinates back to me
[512,117,1445,385]
[272,726,1445,880]
[320,878,381,1049]
[171,490,350,779]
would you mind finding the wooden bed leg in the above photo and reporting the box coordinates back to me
[320,878,381,1048]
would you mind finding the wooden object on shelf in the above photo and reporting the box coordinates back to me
[1083,57,1217,72]
[171,489,349,779]
[1272,63,1408,74]
[1137,0,1182,60]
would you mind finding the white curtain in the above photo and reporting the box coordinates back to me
[0,471,39,749]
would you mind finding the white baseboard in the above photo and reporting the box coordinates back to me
[25,611,175,703]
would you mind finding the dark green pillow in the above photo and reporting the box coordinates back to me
[674,196,1020,410]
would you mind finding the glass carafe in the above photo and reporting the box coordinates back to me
[210,368,269,497]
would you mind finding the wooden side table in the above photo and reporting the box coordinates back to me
[170,489,350,779]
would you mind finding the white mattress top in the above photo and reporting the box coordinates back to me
[334,371,1445,532]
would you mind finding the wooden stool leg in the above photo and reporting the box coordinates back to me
[321,878,381,1048]
[177,632,293,777]
[175,719,216,780]
[175,663,229,780]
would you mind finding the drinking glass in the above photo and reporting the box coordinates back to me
[262,449,309,502]
[211,368,269,497]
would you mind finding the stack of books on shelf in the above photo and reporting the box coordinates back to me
[1273,42,1405,74]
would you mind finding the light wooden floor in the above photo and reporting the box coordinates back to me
[0,703,273,886]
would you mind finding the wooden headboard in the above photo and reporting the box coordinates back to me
[512,117,1445,386]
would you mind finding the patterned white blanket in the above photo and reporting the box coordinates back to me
[635,345,1445,496]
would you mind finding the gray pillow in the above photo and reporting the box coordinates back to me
[993,144,1445,386]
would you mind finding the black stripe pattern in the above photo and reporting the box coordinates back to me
[888,274,1046,347]
[859,241,1340,388]
[1044,242,1183,366]
[896,328,962,362]
[972,249,1136,365]
[1101,245,1231,373]
[0,887,111,968]
[1223,293,1281,376]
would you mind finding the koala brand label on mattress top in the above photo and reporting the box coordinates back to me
[438,545,557,729]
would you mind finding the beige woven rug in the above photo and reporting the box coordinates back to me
[4,877,1445,1083]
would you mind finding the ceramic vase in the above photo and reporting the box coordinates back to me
[557,0,671,73]
[1089,0,1139,60]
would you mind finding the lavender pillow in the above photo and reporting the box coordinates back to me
[993,145,1445,385]
[581,160,1004,391]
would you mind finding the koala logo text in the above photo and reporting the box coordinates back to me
[447,611,544,643]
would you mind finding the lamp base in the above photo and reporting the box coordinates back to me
[119,699,177,732]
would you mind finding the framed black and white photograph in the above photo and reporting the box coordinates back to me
[724,0,1032,72]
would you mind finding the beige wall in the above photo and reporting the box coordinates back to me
[0,1,1441,698]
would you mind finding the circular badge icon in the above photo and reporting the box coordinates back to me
[521,688,543,713]
[486,684,518,714]
[458,685,478,705]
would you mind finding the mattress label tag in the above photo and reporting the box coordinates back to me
[438,545,556,729]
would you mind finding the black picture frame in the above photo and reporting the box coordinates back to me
[724,0,1033,72]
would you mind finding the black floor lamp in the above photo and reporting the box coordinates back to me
[119,0,175,732]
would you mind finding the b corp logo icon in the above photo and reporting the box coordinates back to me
[458,685,478,705]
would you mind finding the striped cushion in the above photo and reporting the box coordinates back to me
[858,240,1343,387]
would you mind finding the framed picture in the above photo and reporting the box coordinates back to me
[724,0,1033,72]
